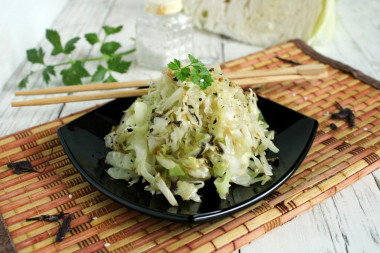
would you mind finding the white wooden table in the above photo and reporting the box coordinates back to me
[1,0,379,252]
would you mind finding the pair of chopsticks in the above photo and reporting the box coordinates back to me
[12,64,328,107]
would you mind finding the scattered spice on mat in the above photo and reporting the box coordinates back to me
[89,217,98,223]
[330,123,338,130]
[347,113,355,128]
[56,214,73,242]
[331,102,355,128]
[7,161,40,174]
[275,56,301,65]
[26,211,68,222]
[26,211,73,242]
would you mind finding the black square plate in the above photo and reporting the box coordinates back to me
[58,96,318,222]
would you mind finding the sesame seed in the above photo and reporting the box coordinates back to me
[68,194,73,199]
[324,112,330,116]
[92,217,98,220]
[104,243,111,247]
[200,79,204,82]
[292,93,296,97]
[363,127,368,131]
[304,97,308,100]
[345,140,349,143]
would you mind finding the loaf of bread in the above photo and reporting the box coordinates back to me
[183,0,335,47]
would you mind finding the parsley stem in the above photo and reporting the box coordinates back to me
[54,48,136,67]
[19,25,135,88]
[27,48,136,75]
[101,34,108,44]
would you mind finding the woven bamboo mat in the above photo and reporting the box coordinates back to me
[0,39,379,253]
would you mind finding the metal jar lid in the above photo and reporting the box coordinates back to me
[145,0,183,15]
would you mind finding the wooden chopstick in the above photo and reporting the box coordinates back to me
[12,64,327,107]
[11,89,151,107]
[15,65,325,96]
[233,72,329,87]
[15,79,155,95]
[225,64,325,79]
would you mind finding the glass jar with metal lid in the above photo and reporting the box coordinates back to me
[136,0,193,70]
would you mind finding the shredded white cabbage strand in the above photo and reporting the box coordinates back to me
[104,65,279,206]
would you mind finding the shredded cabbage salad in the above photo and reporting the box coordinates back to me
[104,64,279,206]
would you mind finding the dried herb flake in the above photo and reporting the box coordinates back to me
[7,161,40,174]
[331,102,355,128]
[56,214,73,242]
[330,123,338,130]
[26,211,68,222]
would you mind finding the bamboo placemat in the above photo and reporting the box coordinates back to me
[0,39,379,253]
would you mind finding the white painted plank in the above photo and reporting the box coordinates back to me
[222,37,263,62]
[193,29,224,62]
[239,205,338,253]
[313,0,380,80]
[0,0,68,87]
[0,0,119,136]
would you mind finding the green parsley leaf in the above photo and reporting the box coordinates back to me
[167,62,178,70]
[174,71,184,81]
[203,76,214,89]
[26,48,45,64]
[174,67,190,81]
[91,65,107,82]
[168,55,213,89]
[72,61,90,78]
[103,25,123,36]
[182,67,191,76]
[107,56,131,73]
[84,33,100,45]
[104,73,117,83]
[64,37,80,54]
[203,73,213,83]
[191,62,204,68]
[188,54,198,64]
[60,61,90,85]
[18,75,29,89]
[197,67,206,75]
[46,29,64,55]
[168,59,182,70]
[61,68,81,85]
[100,41,121,55]
[198,79,209,89]
[42,65,56,84]
[191,74,201,85]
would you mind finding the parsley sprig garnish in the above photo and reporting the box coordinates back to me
[168,54,213,90]
[18,25,135,89]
